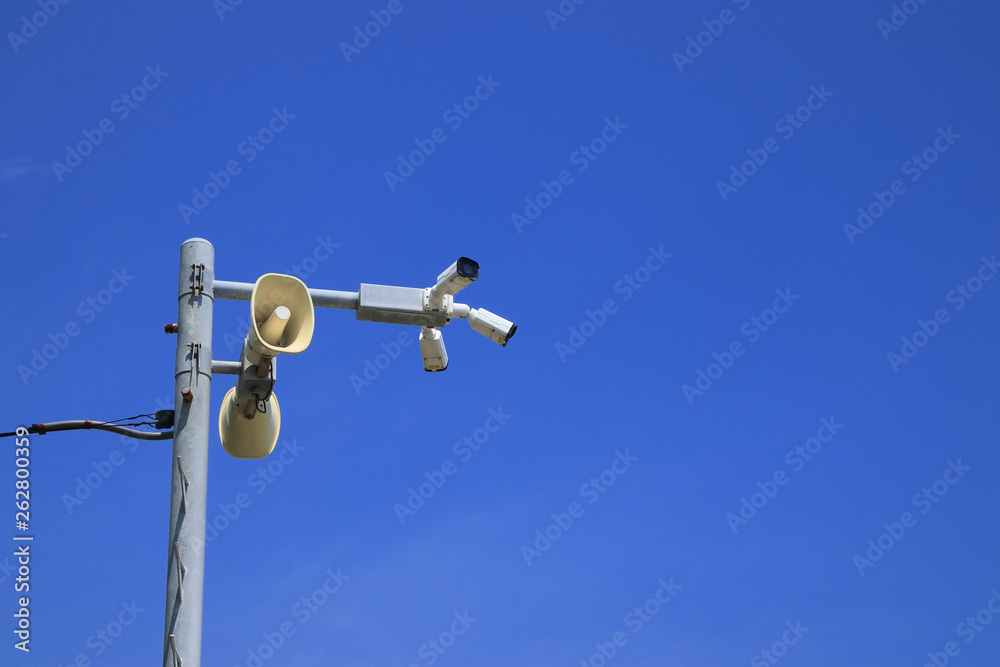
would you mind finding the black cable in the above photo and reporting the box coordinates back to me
[29,421,173,440]
[0,425,42,438]
[103,413,154,424]
[0,397,179,440]
[0,411,176,441]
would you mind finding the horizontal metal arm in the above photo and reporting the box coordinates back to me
[214,280,476,329]
[211,360,241,375]
[214,280,359,310]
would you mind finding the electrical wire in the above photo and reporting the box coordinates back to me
[0,410,175,440]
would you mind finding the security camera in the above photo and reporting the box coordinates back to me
[426,257,479,310]
[435,257,479,295]
[355,258,517,358]
[468,308,517,347]
[418,327,449,372]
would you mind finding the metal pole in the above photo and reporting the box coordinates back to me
[163,238,214,667]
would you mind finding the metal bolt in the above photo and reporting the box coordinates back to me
[164,323,179,334]
[181,387,193,403]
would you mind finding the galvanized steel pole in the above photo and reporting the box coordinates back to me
[163,238,214,667]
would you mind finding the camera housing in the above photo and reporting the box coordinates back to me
[419,327,449,372]
[426,257,479,310]
[469,308,517,347]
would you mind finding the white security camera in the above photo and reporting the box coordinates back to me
[356,257,516,370]
[468,308,517,347]
[426,257,479,310]
[418,327,449,372]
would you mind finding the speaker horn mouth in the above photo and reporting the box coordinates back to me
[249,274,315,357]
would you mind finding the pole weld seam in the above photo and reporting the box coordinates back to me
[169,633,183,666]
[173,542,186,603]
[177,456,189,513]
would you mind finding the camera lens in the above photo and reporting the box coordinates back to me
[457,257,479,280]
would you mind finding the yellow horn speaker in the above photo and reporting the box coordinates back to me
[247,273,315,358]
[218,274,314,459]
[219,388,281,459]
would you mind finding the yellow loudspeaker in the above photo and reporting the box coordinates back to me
[247,274,315,358]
[218,388,281,459]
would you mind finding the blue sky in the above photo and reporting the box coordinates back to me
[3,0,999,665]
